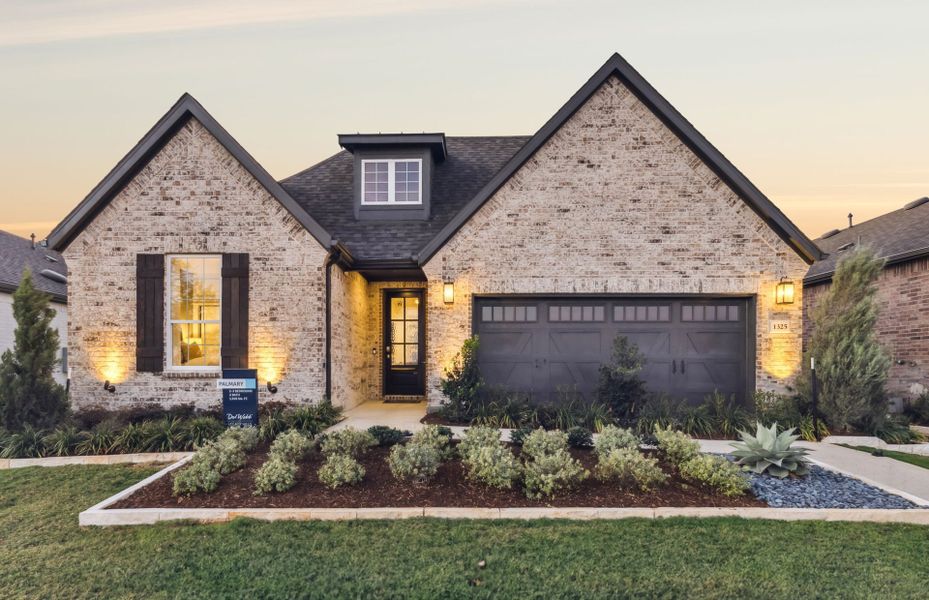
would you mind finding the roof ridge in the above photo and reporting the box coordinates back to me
[814,203,924,241]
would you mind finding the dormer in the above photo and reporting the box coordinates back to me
[338,133,446,221]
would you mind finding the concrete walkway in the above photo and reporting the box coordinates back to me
[328,401,428,432]
[699,439,929,507]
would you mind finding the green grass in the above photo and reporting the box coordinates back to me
[2,466,929,598]
[841,444,929,471]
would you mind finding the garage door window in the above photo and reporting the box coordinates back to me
[613,305,670,322]
[548,305,605,322]
[682,304,740,322]
[481,305,538,322]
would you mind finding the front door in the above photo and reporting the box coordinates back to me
[384,290,425,395]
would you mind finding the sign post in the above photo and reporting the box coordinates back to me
[218,368,258,428]
[810,357,819,441]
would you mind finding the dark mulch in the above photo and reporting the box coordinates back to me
[110,443,764,509]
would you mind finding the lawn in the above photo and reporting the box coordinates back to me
[2,466,929,598]
[841,445,929,471]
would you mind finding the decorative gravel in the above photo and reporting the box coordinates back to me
[743,464,917,509]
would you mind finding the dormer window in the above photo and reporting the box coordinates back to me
[362,159,422,205]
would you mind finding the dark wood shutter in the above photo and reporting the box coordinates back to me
[136,254,165,372]
[221,253,249,369]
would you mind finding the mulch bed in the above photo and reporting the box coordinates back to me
[110,443,764,509]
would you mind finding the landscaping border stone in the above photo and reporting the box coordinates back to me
[0,452,193,469]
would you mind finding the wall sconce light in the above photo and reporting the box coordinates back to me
[443,281,455,304]
[775,279,795,305]
[103,380,116,393]
[266,381,278,395]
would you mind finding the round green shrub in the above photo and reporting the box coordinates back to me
[458,425,502,459]
[269,430,313,462]
[172,461,221,496]
[367,425,406,447]
[522,449,588,499]
[388,442,441,483]
[678,454,748,497]
[593,425,640,456]
[253,455,299,495]
[653,426,700,465]
[521,429,568,460]
[594,447,667,491]
[463,444,521,489]
[318,454,365,489]
[566,426,593,449]
[320,427,378,458]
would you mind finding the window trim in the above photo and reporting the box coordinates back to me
[165,254,222,372]
[361,158,423,205]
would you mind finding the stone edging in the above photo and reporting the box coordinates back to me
[0,452,194,470]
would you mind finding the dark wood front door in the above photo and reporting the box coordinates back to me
[383,290,425,395]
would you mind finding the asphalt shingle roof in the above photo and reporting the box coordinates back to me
[805,197,929,282]
[280,136,531,261]
[0,230,67,302]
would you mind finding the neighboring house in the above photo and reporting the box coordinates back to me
[0,230,69,385]
[48,53,820,412]
[804,197,929,402]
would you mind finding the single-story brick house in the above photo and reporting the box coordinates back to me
[48,53,821,412]
[804,197,929,402]
[0,230,69,385]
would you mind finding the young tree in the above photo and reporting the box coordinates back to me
[805,247,890,431]
[439,335,483,421]
[0,270,69,430]
[597,335,648,423]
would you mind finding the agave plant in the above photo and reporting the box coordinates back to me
[730,422,810,478]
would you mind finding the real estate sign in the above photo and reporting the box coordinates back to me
[218,368,258,427]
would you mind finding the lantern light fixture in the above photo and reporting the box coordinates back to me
[443,281,455,304]
[266,381,278,395]
[103,380,116,393]
[775,279,795,305]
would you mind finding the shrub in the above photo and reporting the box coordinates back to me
[871,415,922,444]
[678,454,748,497]
[258,406,290,443]
[219,426,258,452]
[0,424,46,458]
[566,426,593,449]
[388,442,441,483]
[522,450,588,499]
[410,425,454,458]
[76,420,119,455]
[905,390,929,425]
[172,460,221,496]
[654,426,700,465]
[318,453,365,489]
[286,401,343,435]
[702,391,751,438]
[458,425,502,459]
[253,455,299,495]
[320,427,377,458]
[42,425,84,456]
[593,425,639,456]
[195,437,247,475]
[802,247,890,431]
[595,448,667,491]
[141,417,185,452]
[597,335,648,422]
[462,443,521,489]
[470,390,536,428]
[439,336,484,421]
[367,425,406,447]
[0,271,68,431]
[269,430,313,462]
[509,426,533,446]
[730,422,810,478]
[521,429,568,460]
[180,417,224,448]
[111,422,146,454]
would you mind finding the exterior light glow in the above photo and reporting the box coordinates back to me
[443,281,455,304]
[775,280,795,305]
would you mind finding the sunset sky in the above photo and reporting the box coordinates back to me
[1,0,926,241]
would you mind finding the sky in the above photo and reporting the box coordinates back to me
[0,0,926,241]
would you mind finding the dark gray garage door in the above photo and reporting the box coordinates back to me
[474,297,752,404]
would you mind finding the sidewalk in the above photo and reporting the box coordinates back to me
[327,401,428,433]
[699,438,929,506]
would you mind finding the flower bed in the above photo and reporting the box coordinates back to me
[110,442,763,510]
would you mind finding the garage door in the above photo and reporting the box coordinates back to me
[474,297,751,404]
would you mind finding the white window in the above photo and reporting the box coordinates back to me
[167,255,221,370]
[361,159,422,204]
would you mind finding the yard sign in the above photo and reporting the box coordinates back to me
[218,368,258,427]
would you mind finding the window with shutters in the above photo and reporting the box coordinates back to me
[167,255,221,369]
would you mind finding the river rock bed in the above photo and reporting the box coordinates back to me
[745,464,917,509]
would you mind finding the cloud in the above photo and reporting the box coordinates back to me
[0,0,514,47]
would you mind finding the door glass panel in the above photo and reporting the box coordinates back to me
[404,298,419,320]
[390,322,404,343]
[405,322,419,343]
[405,345,419,365]
[391,344,404,366]
[390,298,404,320]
